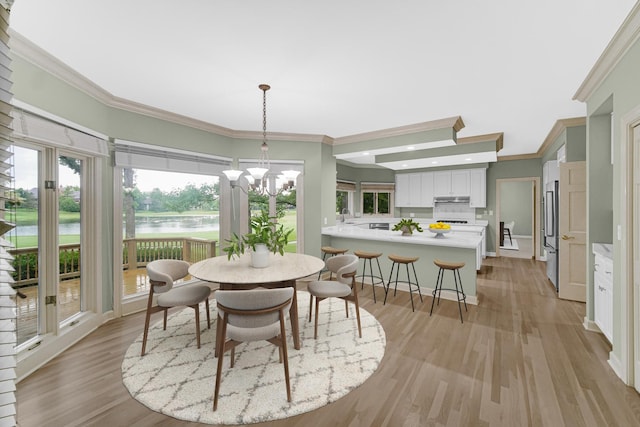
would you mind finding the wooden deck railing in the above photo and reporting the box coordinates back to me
[10,237,217,288]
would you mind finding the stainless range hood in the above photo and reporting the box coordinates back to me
[433,196,471,204]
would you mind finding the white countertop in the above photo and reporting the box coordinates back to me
[322,225,483,250]
[341,217,488,229]
[593,243,613,260]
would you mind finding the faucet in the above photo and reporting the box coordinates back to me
[340,208,350,223]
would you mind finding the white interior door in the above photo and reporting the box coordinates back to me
[559,161,587,302]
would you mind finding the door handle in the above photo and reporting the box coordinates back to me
[561,235,574,240]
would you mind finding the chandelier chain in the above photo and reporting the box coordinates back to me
[262,87,267,146]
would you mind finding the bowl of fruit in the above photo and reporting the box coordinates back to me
[428,222,451,238]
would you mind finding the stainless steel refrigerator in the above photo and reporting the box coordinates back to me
[544,181,559,291]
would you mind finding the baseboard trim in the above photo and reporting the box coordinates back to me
[583,316,601,333]
[608,351,625,383]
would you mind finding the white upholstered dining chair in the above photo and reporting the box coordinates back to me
[213,287,294,411]
[141,259,212,356]
[503,220,515,245]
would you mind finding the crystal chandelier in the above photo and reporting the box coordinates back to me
[223,84,300,196]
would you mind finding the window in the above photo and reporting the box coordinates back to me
[114,140,231,315]
[360,182,394,217]
[121,168,220,298]
[336,181,355,217]
[238,160,304,253]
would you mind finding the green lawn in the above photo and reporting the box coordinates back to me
[10,210,298,252]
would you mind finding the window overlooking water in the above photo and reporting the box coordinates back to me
[121,168,220,298]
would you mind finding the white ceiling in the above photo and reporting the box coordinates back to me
[8,0,637,157]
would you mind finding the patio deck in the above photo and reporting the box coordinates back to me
[16,267,159,346]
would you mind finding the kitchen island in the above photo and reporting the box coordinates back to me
[321,224,482,304]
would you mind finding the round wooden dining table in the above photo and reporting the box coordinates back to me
[189,252,325,350]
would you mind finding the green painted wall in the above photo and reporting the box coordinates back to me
[500,181,533,236]
[482,158,542,253]
[541,131,567,164]
[584,31,640,367]
[11,55,333,312]
[540,125,586,164]
[567,126,587,162]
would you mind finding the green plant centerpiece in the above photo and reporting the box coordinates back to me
[223,209,293,267]
[392,218,424,236]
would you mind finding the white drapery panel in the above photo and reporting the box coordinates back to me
[11,110,108,158]
[114,139,232,176]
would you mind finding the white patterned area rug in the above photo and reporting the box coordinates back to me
[121,290,386,425]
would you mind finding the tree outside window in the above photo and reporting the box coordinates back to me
[362,191,391,215]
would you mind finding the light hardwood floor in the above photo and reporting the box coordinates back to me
[500,236,534,259]
[16,257,640,426]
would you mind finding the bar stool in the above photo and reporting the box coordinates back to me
[430,259,467,323]
[317,246,348,280]
[383,254,423,312]
[354,250,384,303]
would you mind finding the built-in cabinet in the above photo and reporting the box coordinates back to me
[395,173,430,207]
[396,168,486,208]
[421,172,434,207]
[469,169,486,207]
[593,252,613,343]
[433,170,470,197]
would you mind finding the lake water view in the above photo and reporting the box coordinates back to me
[15,215,220,236]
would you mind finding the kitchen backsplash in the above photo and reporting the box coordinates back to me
[433,203,476,222]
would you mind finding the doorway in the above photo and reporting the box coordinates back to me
[626,113,640,392]
[11,141,103,380]
[496,177,540,260]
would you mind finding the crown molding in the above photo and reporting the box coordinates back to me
[9,29,331,144]
[333,115,464,145]
[230,130,331,144]
[458,132,504,152]
[8,31,479,152]
[573,3,640,102]
[9,29,114,104]
[537,116,586,157]
[497,153,540,162]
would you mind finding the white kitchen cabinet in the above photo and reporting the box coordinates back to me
[594,253,613,343]
[395,172,434,207]
[433,171,451,196]
[469,168,486,208]
[395,173,424,207]
[421,172,434,207]
[451,170,470,196]
[433,170,470,197]
[395,174,411,207]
